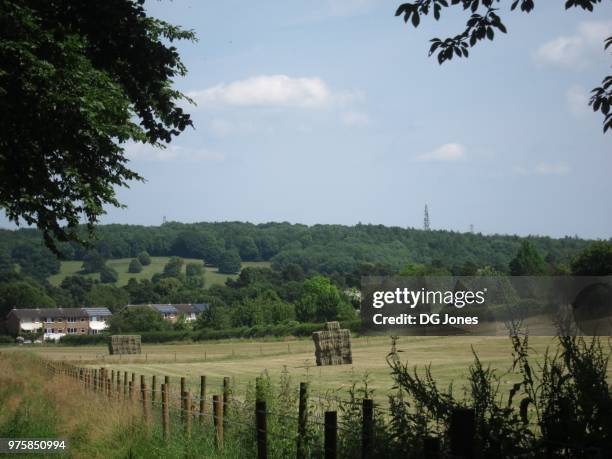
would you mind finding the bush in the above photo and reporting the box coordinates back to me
[218,250,241,274]
[59,334,109,345]
[0,335,15,344]
[137,251,151,266]
[100,265,118,283]
[128,258,143,273]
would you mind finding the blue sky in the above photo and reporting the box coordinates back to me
[5,1,612,238]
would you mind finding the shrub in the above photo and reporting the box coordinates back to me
[137,251,151,266]
[128,258,143,273]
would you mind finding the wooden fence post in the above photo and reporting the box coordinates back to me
[297,382,309,459]
[140,375,145,402]
[199,376,206,424]
[152,375,157,404]
[142,383,150,431]
[161,383,170,440]
[213,395,223,449]
[256,400,267,459]
[123,371,128,398]
[449,408,475,459]
[129,381,134,402]
[362,399,374,459]
[185,391,192,438]
[424,437,441,459]
[324,411,337,459]
[223,376,231,431]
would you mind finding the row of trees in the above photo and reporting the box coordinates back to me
[0,222,599,282]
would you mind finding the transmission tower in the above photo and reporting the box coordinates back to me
[423,205,430,231]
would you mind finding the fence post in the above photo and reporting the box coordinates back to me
[449,408,475,459]
[181,377,186,397]
[256,400,267,459]
[142,383,150,431]
[213,395,224,449]
[129,381,134,402]
[223,376,231,431]
[111,370,115,390]
[325,411,337,459]
[199,376,206,424]
[362,399,374,459]
[424,437,441,459]
[297,382,309,459]
[140,375,145,402]
[185,391,192,438]
[152,375,157,404]
[123,371,128,398]
[107,377,111,399]
[161,383,170,440]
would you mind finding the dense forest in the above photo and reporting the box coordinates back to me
[1,221,610,337]
[0,221,596,277]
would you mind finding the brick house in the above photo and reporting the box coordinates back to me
[5,307,112,341]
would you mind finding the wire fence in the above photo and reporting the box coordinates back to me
[40,359,608,459]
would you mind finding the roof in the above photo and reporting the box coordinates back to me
[152,305,178,314]
[193,303,210,313]
[7,308,91,320]
[82,307,112,317]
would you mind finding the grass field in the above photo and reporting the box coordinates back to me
[47,257,271,288]
[6,335,599,405]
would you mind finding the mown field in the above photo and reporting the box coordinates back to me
[47,257,271,288]
[5,335,587,404]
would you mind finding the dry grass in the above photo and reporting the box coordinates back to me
[12,335,611,404]
[0,352,145,458]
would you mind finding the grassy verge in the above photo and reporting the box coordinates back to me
[0,352,249,458]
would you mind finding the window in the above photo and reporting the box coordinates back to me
[91,329,98,335]
[67,317,77,323]
[46,317,52,323]
[80,328,85,333]
[45,328,51,334]
[51,328,56,333]
[91,316,97,322]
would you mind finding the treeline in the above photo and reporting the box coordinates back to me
[0,221,598,280]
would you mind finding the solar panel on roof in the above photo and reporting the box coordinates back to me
[155,306,177,313]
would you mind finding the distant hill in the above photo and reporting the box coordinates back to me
[0,221,596,279]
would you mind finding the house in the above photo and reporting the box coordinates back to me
[126,303,209,323]
[5,307,112,341]
[82,307,113,334]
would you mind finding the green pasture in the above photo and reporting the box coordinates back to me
[47,257,271,288]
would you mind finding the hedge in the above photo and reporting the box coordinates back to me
[55,320,362,346]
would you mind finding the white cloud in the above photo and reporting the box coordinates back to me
[124,142,224,162]
[566,85,590,117]
[534,21,612,68]
[341,111,370,127]
[515,162,570,176]
[188,75,341,109]
[416,143,466,162]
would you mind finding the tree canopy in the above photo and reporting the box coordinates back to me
[0,0,195,252]
[395,0,611,132]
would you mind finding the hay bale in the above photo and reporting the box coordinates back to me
[312,322,352,366]
[108,335,141,355]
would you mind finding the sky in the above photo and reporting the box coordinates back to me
[4,0,612,239]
